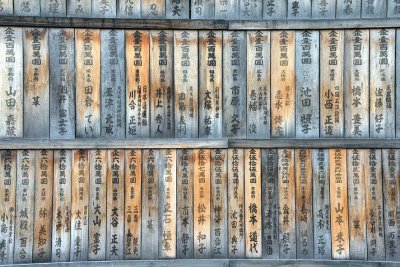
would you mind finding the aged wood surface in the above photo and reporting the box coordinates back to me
[287,0,311,19]
[41,0,67,17]
[92,0,116,18]
[312,0,335,19]
[67,0,91,18]
[14,0,40,16]
[117,0,140,18]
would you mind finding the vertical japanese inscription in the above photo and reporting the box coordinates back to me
[142,0,165,18]
[166,0,189,18]
[92,0,116,17]
[287,0,311,19]
[362,0,386,18]
[311,0,335,19]
[118,0,140,18]
[191,0,214,19]
[14,0,40,16]
[41,0,67,17]
[215,0,238,19]
[336,0,361,18]
[68,0,91,17]
[388,0,400,17]
[239,0,262,20]
[263,0,287,19]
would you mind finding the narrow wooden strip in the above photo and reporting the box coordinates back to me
[239,0,262,20]
[0,27,23,138]
[215,0,238,19]
[336,0,361,18]
[244,149,261,258]
[49,28,76,139]
[124,149,142,259]
[193,149,212,258]
[125,30,150,138]
[320,30,344,138]
[312,149,331,260]
[287,0,311,19]
[263,0,287,19]
[70,150,89,262]
[174,30,199,138]
[211,149,228,258]
[362,0,386,18]
[261,149,279,259]
[199,30,223,138]
[231,259,400,267]
[311,0,335,19]
[106,149,125,260]
[295,149,314,258]
[14,150,35,264]
[33,150,53,262]
[191,0,214,19]
[92,0,116,18]
[329,148,349,260]
[246,31,270,139]
[0,0,12,15]
[67,0,91,17]
[223,31,246,139]
[88,149,107,261]
[388,0,400,17]
[228,148,245,258]
[176,149,194,258]
[150,30,174,138]
[397,29,400,138]
[295,30,319,138]
[100,29,126,138]
[52,150,72,262]
[75,29,101,138]
[23,28,49,138]
[142,0,165,18]
[41,0,67,17]
[14,0,40,16]
[0,150,16,264]
[117,0,141,18]
[166,0,189,19]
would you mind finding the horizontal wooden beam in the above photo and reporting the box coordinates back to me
[0,17,399,30]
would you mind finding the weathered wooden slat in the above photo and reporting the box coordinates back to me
[277,149,296,259]
[199,30,223,138]
[67,0,91,17]
[14,0,40,16]
[287,0,311,19]
[329,148,349,260]
[215,0,238,19]
[88,149,107,261]
[191,0,214,19]
[263,0,287,19]
[49,28,76,139]
[117,0,141,18]
[193,149,211,258]
[295,149,314,259]
[244,148,262,258]
[174,30,198,138]
[75,29,101,138]
[223,31,246,139]
[311,0,335,19]
[344,29,369,138]
[336,0,361,18]
[388,0,400,17]
[211,149,228,258]
[158,149,176,259]
[23,28,49,138]
[0,27,23,138]
[365,149,385,261]
[14,150,35,264]
[142,0,165,18]
[370,28,395,138]
[106,149,124,260]
[176,149,194,258]
[70,150,89,262]
[382,149,400,261]
[347,149,367,260]
[397,29,400,138]
[125,30,150,138]
[52,150,72,262]
[150,30,174,138]
[261,149,279,259]
[33,150,53,262]
[239,0,262,20]
[271,30,295,138]
[0,0,12,15]
[124,149,142,259]
[312,149,331,260]
[141,149,159,259]
[362,0,386,18]
[295,30,319,138]
[0,150,16,265]
[166,0,189,19]
[41,0,67,17]
[100,29,126,138]
[246,31,270,139]
[320,30,344,138]
[92,0,116,18]
[230,259,400,267]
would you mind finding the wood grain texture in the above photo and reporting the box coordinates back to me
[100,29,126,139]
[41,0,67,17]
[67,0,91,17]
[362,0,386,18]
[117,0,141,18]
[223,31,246,139]
[166,0,189,19]
[329,148,349,260]
[23,28,49,138]
[199,30,223,138]
[52,150,72,262]
[92,0,116,18]
[246,31,270,139]
[0,0,12,15]
[75,29,101,138]
[370,28,395,138]
[215,0,238,19]
[0,27,23,138]
[388,0,400,17]
[49,28,76,139]
[311,0,335,19]
[150,30,174,138]
[263,0,287,19]
[174,30,198,138]
[14,0,40,16]
[271,30,295,138]
[14,150,35,264]
[320,30,344,138]
[287,0,311,19]
[336,0,361,18]
[191,0,214,19]
[124,150,142,259]
[126,30,150,138]
[142,0,165,18]
[397,29,400,138]
[239,0,262,20]
[88,149,107,261]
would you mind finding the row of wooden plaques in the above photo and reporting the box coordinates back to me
[0,148,399,264]
[1,0,400,20]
